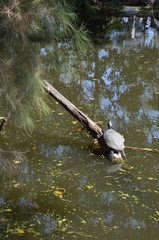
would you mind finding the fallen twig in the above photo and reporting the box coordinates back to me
[125,146,159,154]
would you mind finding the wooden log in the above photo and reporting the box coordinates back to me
[43,80,103,138]
[43,80,108,154]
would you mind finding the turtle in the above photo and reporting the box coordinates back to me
[103,121,126,161]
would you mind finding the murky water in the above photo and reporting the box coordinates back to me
[0,14,159,239]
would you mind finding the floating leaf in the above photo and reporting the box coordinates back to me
[32,146,37,150]
[137,177,142,180]
[17,229,25,234]
[86,185,94,189]
[13,160,20,164]
[148,177,153,180]
[132,195,138,201]
[81,219,86,224]
[72,121,77,124]
[54,188,66,196]
[54,190,63,195]
[58,219,63,227]
[106,183,112,186]
[49,170,57,175]
[62,227,67,232]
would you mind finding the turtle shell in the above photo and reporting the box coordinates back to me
[103,128,125,151]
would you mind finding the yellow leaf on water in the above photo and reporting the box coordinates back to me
[18,229,25,234]
[54,188,66,196]
[137,177,142,180]
[72,121,77,124]
[32,146,37,150]
[54,190,63,196]
[13,160,20,164]
[87,185,94,189]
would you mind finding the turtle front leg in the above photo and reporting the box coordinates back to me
[107,151,114,162]
[108,150,122,162]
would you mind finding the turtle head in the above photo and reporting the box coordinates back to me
[108,121,113,129]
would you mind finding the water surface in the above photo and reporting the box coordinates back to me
[0,13,159,240]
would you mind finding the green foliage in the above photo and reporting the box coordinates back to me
[0,0,92,132]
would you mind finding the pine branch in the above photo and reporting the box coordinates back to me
[0,87,29,132]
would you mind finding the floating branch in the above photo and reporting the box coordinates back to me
[91,139,159,155]
[125,146,159,154]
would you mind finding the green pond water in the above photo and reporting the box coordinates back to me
[0,14,159,239]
